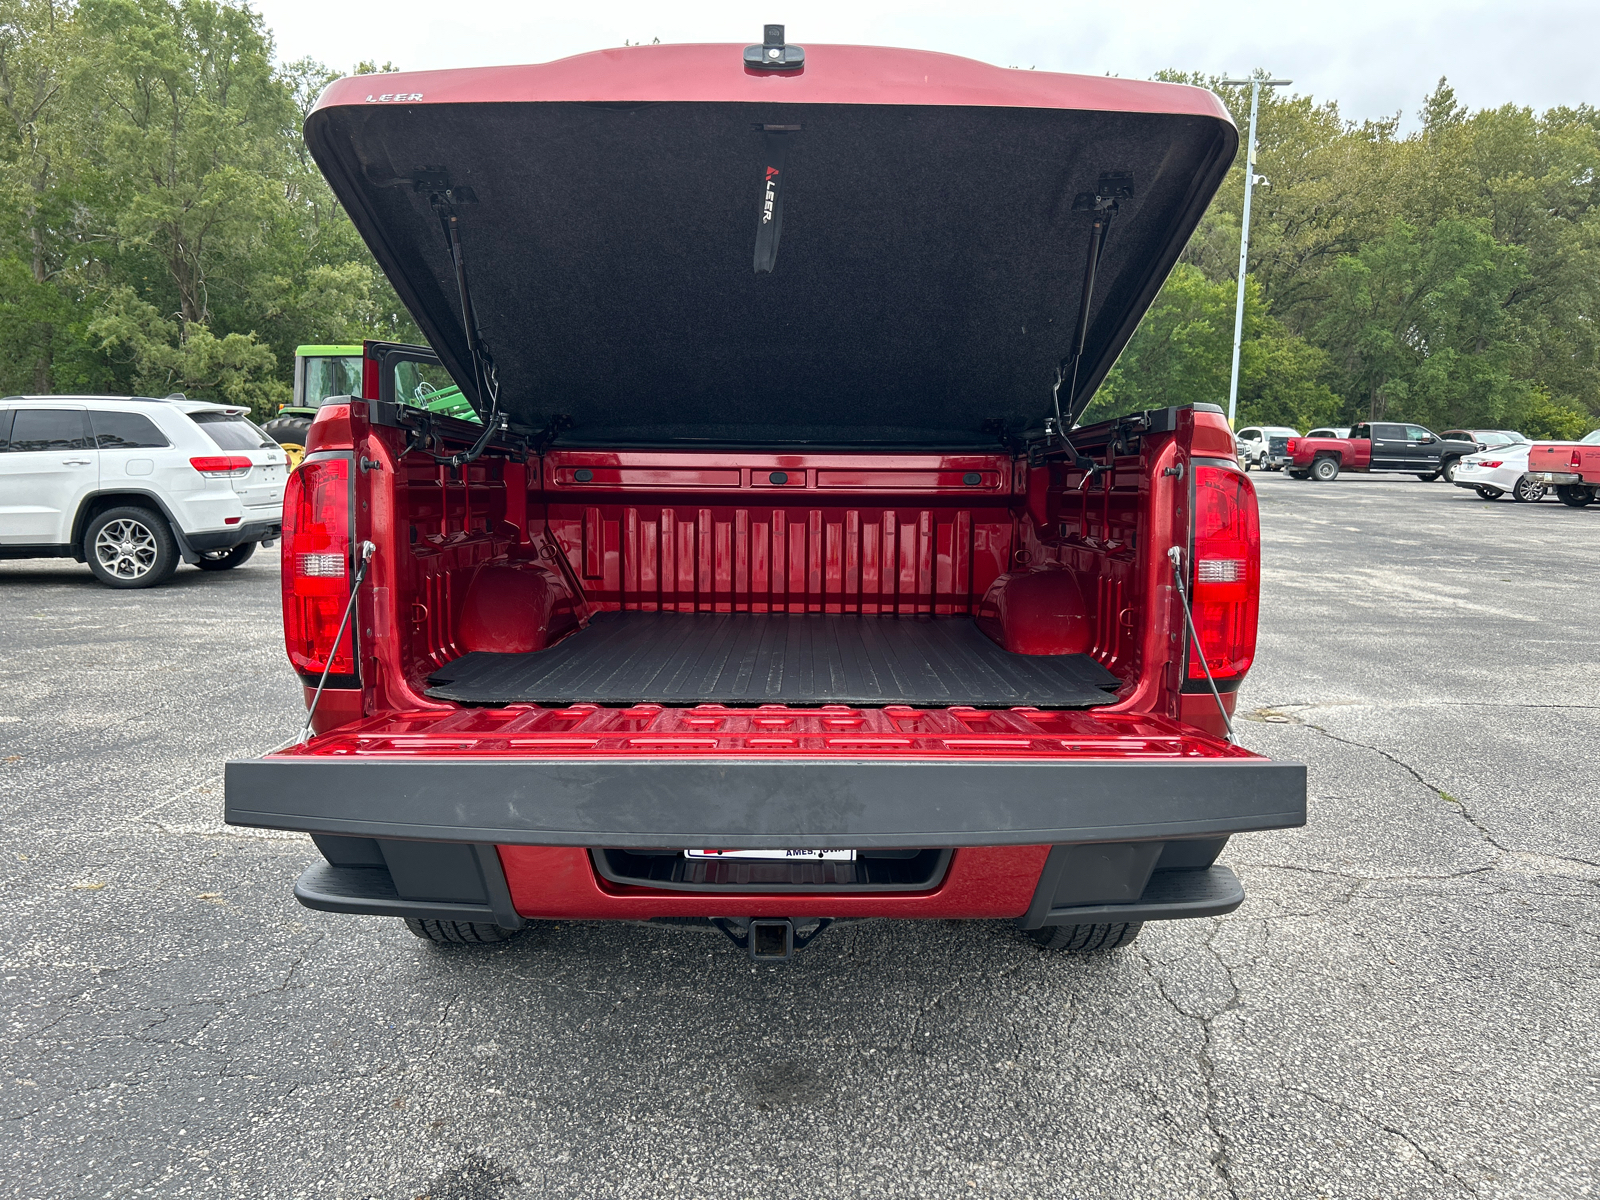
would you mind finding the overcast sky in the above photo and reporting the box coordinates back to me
[252,0,1595,127]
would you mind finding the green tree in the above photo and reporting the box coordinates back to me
[1313,218,1531,428]
[1085,264,1338,431]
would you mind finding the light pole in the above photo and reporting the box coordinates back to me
[1219,76,1291,429]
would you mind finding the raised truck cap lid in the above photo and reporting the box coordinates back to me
[305,42,1237,447]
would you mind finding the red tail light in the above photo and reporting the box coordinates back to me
[1480,460,1503,469]
[1573,450,1583,467]
[190,455,251,477]
[282,457,356,678]
[1190,464,1260,681]
[1285,438,1298,456]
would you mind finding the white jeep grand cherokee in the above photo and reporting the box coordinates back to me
[0,395,287,588]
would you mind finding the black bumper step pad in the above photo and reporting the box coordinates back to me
[424,611,1121,708]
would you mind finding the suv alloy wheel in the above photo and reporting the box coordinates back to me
[83,506,180,588]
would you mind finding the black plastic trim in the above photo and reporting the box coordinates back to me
[295,861,500,922]
[187,519,281,552]
[294,842,523,929]
[226,755,1306,848]
[0,544,73,559]
[1025,863,1244,927]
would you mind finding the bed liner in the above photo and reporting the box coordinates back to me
[424,611,1122,708]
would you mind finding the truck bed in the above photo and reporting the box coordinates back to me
[424,611,1121,708]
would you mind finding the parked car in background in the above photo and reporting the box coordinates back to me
[1442,429,1529,452]
[0,395,285,587]
[1306,427,1350,440]
[1285,422,1477,482]
[1235,426,1300,471]
[1453,442,1547,502]
[1526,428,1600,507]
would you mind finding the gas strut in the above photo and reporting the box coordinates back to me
[1041,173,1132,475]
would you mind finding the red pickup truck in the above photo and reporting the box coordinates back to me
[1526,430,1600,507]
[224,38,1305,963]
[1285,422,1478,482]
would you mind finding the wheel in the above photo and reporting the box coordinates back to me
[1288,470,1310,480]
[83,506,180,588]
[1511,476,1546,503]
[403,918,522,945]
[1311,456,1340,482]
[1028,922,1144,952]
[1556,485,1595,508]
[1474,485,1504,500]
[194,542,257,571]
[1440,457,1461,483]
[263,414,314,470]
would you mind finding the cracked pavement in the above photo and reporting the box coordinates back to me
[2,473,1597,1198]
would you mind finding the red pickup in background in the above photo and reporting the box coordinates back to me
[1526,430,1600,507]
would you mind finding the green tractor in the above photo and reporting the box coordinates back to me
[264,344,478,468]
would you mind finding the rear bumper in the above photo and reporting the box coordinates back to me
[1528,471,1588,486]
[187,518,281,552]
[225,755,1306,848]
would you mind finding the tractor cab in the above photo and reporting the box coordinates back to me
[265,343,477,467]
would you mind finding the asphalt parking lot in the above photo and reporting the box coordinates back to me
[3,473,1597,1199]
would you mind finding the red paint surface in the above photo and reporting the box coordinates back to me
[1528,440,1600,482]
[271,702,1255,761]
[272,399,1269,919]
[313,44,1232,124]
[1287,435,1369,471]
[497,845,1053,921]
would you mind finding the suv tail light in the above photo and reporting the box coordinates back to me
[1189,464,1260,682]
[282,456,356,678]
[190,455,251,477]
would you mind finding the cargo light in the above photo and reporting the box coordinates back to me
[190,455,251,477]
[1189,464,1260,682]
[281,456,357,678]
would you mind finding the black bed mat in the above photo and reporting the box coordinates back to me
[425,612,1121,708]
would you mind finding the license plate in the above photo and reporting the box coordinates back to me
[684,849,856,861]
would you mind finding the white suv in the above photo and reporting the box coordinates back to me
[0,395,287,588]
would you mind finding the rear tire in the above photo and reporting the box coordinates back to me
[1311,456,1340,482]
[263,414,314,470]
[194,542,256,571]
[1027,922,1144,952]
[1474,485,1504,500]
[1556,485,1595,508]
[83,506,180,589]
[1511,476,1546,503]
[403,918,522,945]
